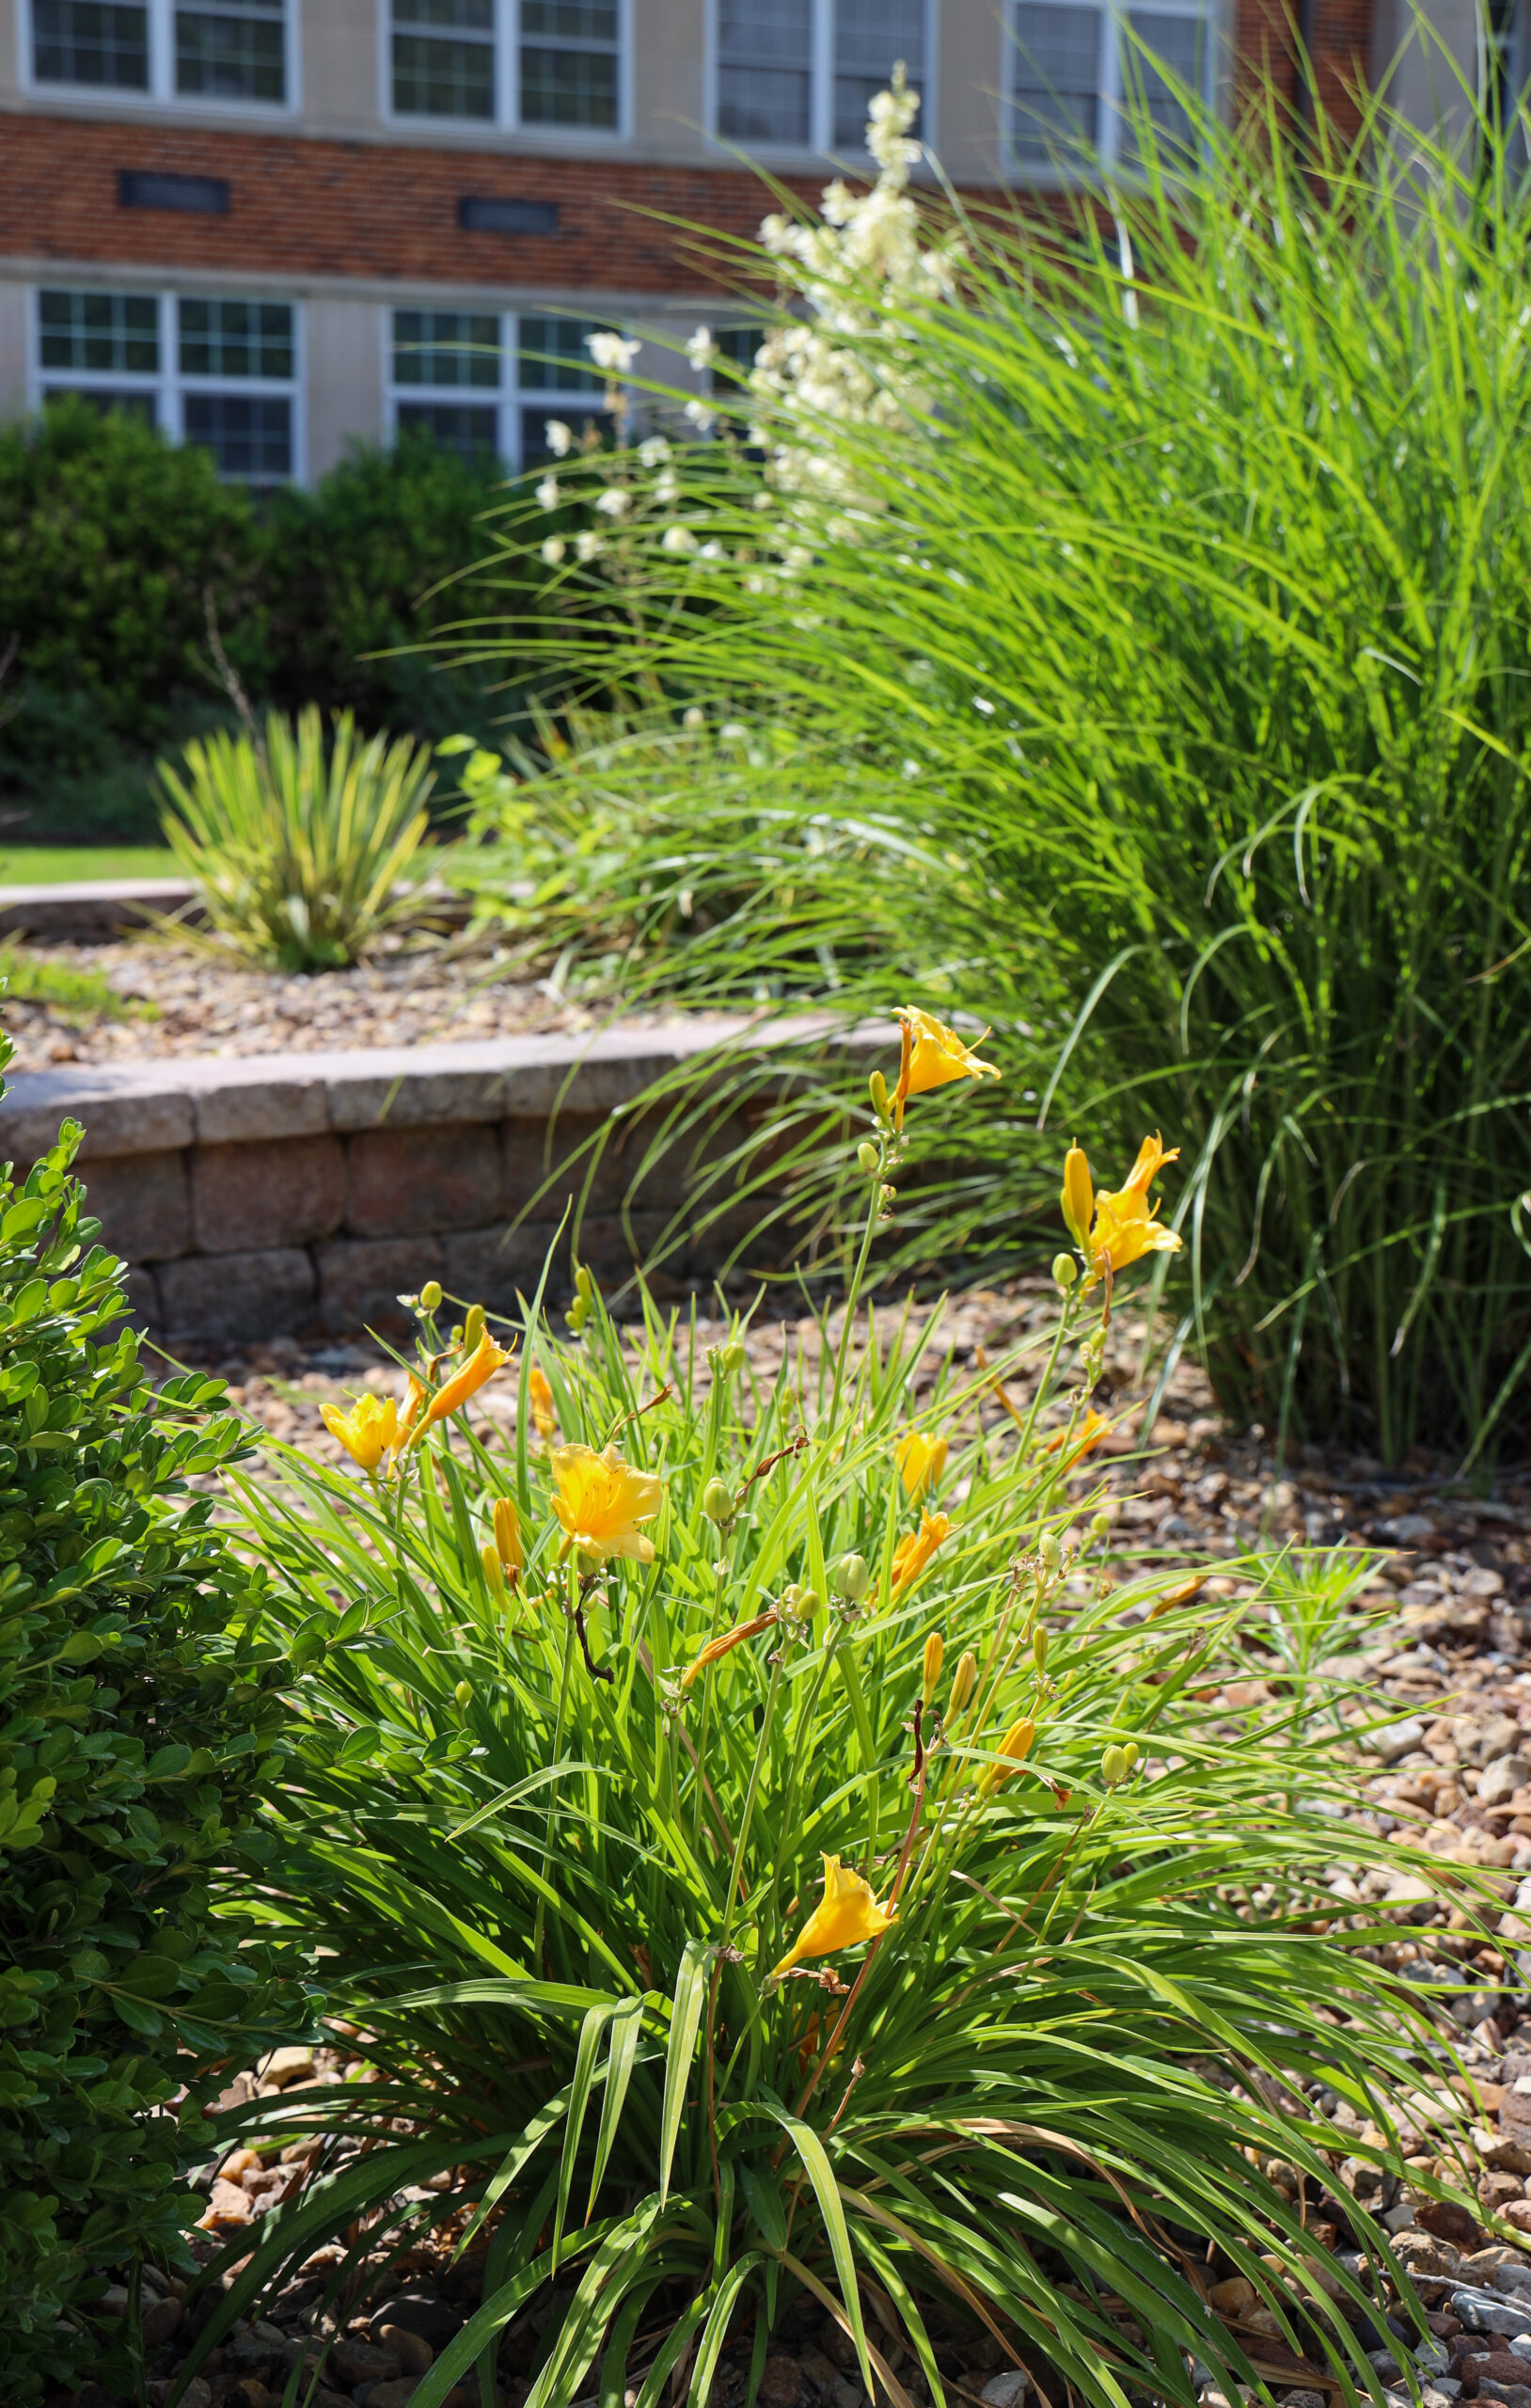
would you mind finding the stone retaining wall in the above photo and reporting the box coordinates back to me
[0,1020,785,1344]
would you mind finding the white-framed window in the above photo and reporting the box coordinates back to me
[26,0,293,103]
[32,287,303,483]
[386,0,628,133]
[1004,0,1208,170]
[711,0,934,153]
[384,307,617,468]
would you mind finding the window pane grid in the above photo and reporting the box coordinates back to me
[392,310,502,389]
[39,288,160,374]
[32,0,149,87]
[179,298,293,381]
[175,0,286,102]
[396,402,500,463]
[182,392,291,481]
[1008,1,1103,161]
[1118,9,1202,155]
[517,316,608,393]
[387,0,625,123]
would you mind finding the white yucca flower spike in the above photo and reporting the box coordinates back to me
[545,420,573,458]
[587,330,639,373]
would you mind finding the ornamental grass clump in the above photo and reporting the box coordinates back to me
[454,59,1531,1459]
[194,1024,1473,2408]
[156,703,434,972]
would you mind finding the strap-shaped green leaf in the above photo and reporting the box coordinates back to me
[554,2003,612,2269]
[766,2109,873,2395]
[587,1996,645,2222]
[658,1939,710,2208]
[690,2252,763,2406]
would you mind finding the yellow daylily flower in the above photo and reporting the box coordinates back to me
[529,1363,557,1438]
[1086,1133,1182,1282]
[320,1391,400,1473]
[680,1608,778,1689]
[420,1331,511,1432]
[550,1442,664,1566]
[891,1508,951,1594]
[1044,1407,1113,1471]
[895,1430,948,1497]
[770,1853,897,1981]
[398,1372,426,1449]
[891,1007,1000,1132]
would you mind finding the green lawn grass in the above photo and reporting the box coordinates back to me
[0,848,178,887]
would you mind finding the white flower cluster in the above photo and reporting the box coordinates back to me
[533,72,956,571]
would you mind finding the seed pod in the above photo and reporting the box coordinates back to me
[454,1678,473,1708]
[702,1477,734,1527]
[857,1140,880,1174]
[419,1279,443,1311]
[922,1629,943,1708]
[830,1551,871,1604]
[948,1649,978,1718]
[463,1302,486,1354]
[1050,1253,1079,1292]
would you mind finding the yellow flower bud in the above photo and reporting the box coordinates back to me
[493,1497,522,1578]
[869,1069,891,1123]
[1060,1145,1094,1251]
[481,1542,507,1600]
[1050,1252,1079,1292]
[463,1302,486,1354]
[922,1629,943,1708]
[979,1716,1035,1797]
[948,1649,978,1718]
[419,1279,443,1311]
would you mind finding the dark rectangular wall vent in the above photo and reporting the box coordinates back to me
[458,196,559,235]
[118,169,229,214]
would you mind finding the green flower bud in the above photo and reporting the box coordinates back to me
[718,1339,747,1377]
[1038,1531,1063,1573]
[454,1678,473,1708]
[1050,1253,1079,1293]
[830,1551,872,1604]
[857,1141,880,1174]
[869,1069,891,1123]
[463,1302,486,1354]
[419,1279,443,1311]
[702,1477,735,1527]
[1033,1626,1049,1671]
[1090,1510,1112,1539]
[1100,1743,1127,1789]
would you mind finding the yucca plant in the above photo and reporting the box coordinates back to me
[446,54,1531,1460]
[182,1051,1469,2408]
[156,704,434,971]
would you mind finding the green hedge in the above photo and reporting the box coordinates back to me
[0,399,532,840]
[0,1097,309,2399]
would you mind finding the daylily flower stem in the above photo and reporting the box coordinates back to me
[706,1646,787,2179]
[1015,1284,1079,1461]
[829,1164,882,1434]
[532,1570,579,1971]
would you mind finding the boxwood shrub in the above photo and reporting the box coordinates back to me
[0,1093,308,2400]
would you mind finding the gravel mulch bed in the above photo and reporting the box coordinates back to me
[0,933,624,1069]
[56,1289,1531,2408]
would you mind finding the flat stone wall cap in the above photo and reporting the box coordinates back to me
[170,1056,333,1145]
[0,878,198,908]
[0,878,203,940]
[319,1017,754,1130]
[0,1065,197,1162]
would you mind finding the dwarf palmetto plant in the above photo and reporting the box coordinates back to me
[155,704,434,972]
[444,53,1531,1461]
[183,1042,1467,2408]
